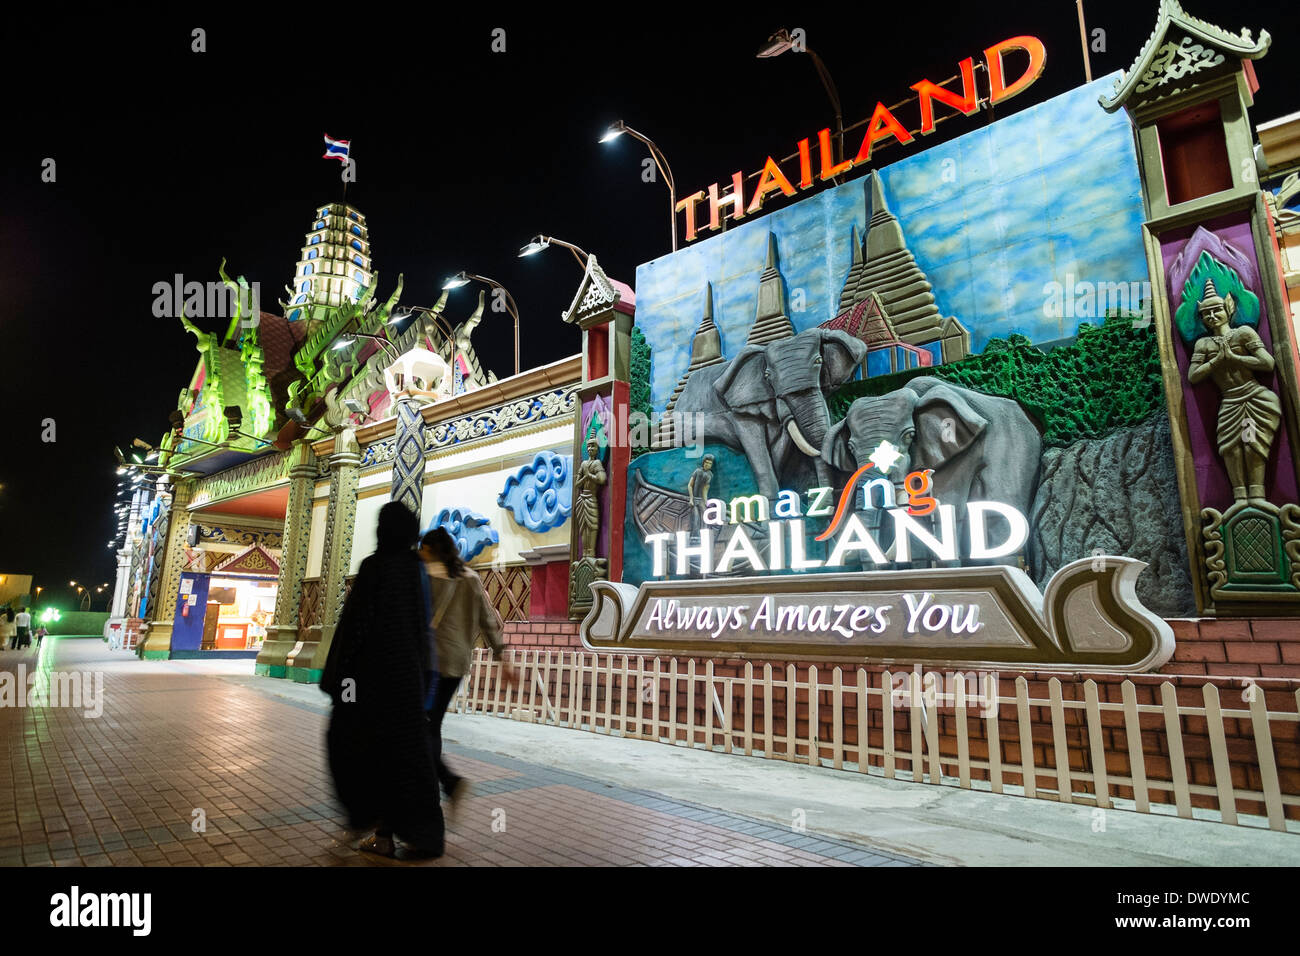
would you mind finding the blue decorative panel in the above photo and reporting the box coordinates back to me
[497,451,573,532]
[428,508,498,561]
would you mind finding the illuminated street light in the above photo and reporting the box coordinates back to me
[599,120,678,250]
[443,271,521,376]
[757,28,845,182]
[518,235,589,270]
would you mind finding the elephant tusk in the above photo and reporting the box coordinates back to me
[787,419,820,457]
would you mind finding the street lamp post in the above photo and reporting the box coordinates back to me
[442,271,522,377]
[758,29,846,182]
[600,121,678,251]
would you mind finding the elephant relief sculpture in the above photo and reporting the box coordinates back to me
[821,377,1042,565]
[674,328,868,499]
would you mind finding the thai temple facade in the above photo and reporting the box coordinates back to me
[108,1,1300,831]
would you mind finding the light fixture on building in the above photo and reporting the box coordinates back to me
[442,270,522,376]
[517,234,589,269]
[598,120,678,250]
[756,28,844,181]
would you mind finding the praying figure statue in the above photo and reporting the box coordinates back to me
[574,436,607,557]
[1186,278,1281,504]
[687,454,715,531]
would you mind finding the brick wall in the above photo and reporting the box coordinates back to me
[503,619,582,648]
[1165,618,1300,679]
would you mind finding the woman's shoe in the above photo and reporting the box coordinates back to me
[358,833,396,857]
[396,842,444,861]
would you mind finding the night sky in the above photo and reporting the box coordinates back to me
[3,2,1294,607]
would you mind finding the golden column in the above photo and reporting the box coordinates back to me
[140,477,195,658]
[285,426,360,680]
[256,440,319,677]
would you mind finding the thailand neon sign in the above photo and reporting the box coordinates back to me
[676,36,1047,242]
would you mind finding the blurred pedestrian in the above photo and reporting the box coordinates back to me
[14,608,31,648]
[420,526,514,816]
[2,612,16,651]
[321,502,444,860]
[35,624,48,648]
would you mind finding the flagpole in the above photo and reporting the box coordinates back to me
[342,141,349,206]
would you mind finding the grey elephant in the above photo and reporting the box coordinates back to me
[674,328,868,500]
[821,377,1041,563]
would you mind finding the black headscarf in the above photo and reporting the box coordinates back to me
[322,501,442,851]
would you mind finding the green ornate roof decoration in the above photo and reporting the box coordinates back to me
[1099,0,1270,113]
[286,273,404,414]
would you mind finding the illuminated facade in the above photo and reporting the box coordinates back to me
[112,0,1300,828]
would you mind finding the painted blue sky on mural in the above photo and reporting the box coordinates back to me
[634,75,1147,413]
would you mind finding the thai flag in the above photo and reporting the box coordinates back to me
[322,134,351,164]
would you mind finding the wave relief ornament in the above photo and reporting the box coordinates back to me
[428,508,499,561]
[497,451,573,532]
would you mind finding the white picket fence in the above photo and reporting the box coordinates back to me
[453,648,1300,832]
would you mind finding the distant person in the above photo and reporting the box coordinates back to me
[321,501,444,860]
[2,613,16,651]
[14,608,31,648]
[420,526,514,813]
[35,624,48,648]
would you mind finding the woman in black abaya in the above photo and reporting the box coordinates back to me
[321,501,443,859]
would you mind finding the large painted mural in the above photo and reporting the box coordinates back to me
[623,75,1197,616]
[635,75,1148,413]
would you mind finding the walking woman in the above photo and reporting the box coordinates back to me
[420,527,515,812]
[322,502,444,859]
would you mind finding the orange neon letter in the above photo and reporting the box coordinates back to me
[911,57,980,135]
[853,102,915,165]
[818,127,852,181]
[797,137,813,189]
[747,157,797,214]
[904,469,937,516]
[985,35,1047,107]
[676,191,706,243]
[706,172,746,232]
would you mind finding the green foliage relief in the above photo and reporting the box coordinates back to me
[629,326,654,457]
[828,314,1165,447]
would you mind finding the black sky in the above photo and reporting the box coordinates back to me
[2,1,1295,607]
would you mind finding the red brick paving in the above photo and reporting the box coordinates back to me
[0,638,919,867]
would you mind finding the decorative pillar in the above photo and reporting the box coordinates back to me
[285,426,359,680]
[560,254,635,616]
[383,347,446,516]
[256,440,318,677]
[391,397,427,515]
[141,477,195,658]
[1102,4,1300,615]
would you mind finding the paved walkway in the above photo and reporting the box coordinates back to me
[0,638,921,867]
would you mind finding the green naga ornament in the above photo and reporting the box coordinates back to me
[219,260,273,440]
[178,308,227,445]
